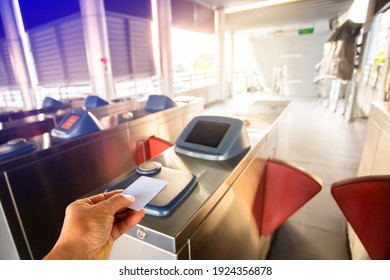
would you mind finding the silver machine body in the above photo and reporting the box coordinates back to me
[109,100,290,260]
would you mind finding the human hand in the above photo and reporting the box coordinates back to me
[44,190,145,260]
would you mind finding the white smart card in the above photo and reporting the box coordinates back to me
[122,176,167,211]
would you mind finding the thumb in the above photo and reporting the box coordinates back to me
[103,193,136,214]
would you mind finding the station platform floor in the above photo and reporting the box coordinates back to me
[204,92,368,260]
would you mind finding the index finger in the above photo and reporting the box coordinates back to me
[83,190,124,205]
[100,193,136,215]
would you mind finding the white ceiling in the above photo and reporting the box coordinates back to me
[199,0,354,38]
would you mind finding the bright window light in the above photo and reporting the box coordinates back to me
[171,28,216,73]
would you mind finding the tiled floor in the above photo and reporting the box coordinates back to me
[205,92,368,260]
[268,96,367,260]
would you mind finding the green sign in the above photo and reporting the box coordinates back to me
[298,28,314,35]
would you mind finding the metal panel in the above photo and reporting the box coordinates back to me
[0,116,56,145]
[0,173,31,259]
[0,199,19,259]
[111,234,187,260]
[104,100,289,259]
[0,98,203,259]
[189,186,264,259]
[2,126,133,259]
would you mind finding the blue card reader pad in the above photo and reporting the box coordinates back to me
[0,138,36,161]
[106,163,198,217]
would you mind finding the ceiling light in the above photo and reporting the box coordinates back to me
[224,0,300,14]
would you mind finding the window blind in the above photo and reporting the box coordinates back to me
[0,39,17,88]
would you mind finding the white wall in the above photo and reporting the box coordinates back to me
[252,27,330,97]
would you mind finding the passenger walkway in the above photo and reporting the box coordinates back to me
[205,92,368,259]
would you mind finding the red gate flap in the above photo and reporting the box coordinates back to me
[331,175,390,260]
[261,159,322,236]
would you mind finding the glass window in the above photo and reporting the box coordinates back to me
[171,27,217,94]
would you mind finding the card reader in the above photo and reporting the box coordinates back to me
[0,138,36,161]
[51,109,102,140]
[175,115,250,161]
[106,163,198,217]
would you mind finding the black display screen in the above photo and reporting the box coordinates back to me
[185,121,230,148]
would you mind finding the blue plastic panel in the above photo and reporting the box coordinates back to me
[106,165,198,217]
[83,95,109,109]
[42,97,63,108]
[0,139,36,161]
[51,109,102,140]
[145,95,177,112]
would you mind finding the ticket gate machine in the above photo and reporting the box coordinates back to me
[0,96,139,153]
[0,97,203,259]
[0,97,86,145]
[0,97,84,124]
[107,116,249,217]
[50,95,176,141]
[0,116,56,145]
[0,98,322,260]
[105,100,320,260]
[0,98,317,261]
